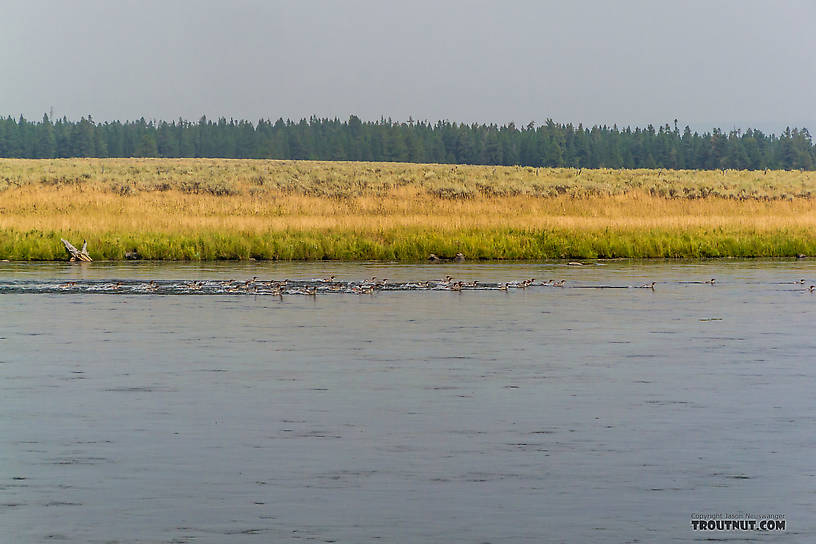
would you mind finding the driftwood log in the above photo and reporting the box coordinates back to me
[61,239,92,262]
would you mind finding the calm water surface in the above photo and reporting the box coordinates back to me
[1,261,814,543]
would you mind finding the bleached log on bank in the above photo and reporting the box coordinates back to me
[61,239,93,262]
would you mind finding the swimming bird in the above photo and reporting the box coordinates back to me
[454,252,466,262]
[639,281,656,289]
[705,278,716,285]
[553,280,566,287]
[349,285,372,295]
[810,285,815,293]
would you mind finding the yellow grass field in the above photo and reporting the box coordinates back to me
[2,158,816,260]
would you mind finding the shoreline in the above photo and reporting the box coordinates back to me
[2,228,814,261]
[1,257,812,264]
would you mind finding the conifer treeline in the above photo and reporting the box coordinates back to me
[1,114,814,170]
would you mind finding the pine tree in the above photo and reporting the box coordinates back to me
[136,132,158,157]
[34,114,56,158]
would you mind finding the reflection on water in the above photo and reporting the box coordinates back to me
[1,261,814,543]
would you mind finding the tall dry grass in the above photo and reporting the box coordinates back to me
[2,158,816,260]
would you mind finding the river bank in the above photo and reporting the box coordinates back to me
[3,158,816,260]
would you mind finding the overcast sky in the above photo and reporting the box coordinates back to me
[2,0,814,132]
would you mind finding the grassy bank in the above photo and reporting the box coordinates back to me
[2,158,816,260]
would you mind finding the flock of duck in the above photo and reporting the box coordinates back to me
[0,275,814,296]
[44,276,569,296]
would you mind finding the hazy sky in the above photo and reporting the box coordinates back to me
[3,0,815,131]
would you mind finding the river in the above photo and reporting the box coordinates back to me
[1,261,812,542]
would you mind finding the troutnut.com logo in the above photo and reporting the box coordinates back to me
[690,513,785,531]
